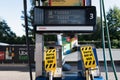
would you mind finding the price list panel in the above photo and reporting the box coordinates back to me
[34,6,96,33]
[45,9,85,25]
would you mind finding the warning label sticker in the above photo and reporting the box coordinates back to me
[50,0,84,6]
[80,46,96,68]
[44,49,57,72]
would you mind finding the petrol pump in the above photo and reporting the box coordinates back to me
[33,0,104,80]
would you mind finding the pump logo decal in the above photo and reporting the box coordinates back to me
[44,49,57,72]
[80,46,96,68]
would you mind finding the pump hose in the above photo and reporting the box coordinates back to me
[101,0,118,80]
[99,0,108,80]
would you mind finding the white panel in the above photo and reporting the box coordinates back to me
[37,26,93,31]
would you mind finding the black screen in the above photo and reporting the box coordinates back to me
[45,9,85,25]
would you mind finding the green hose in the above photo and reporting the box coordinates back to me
[99,0,108,80]
[101,0,118,80]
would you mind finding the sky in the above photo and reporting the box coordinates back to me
[0,0,31,36]
[92,0,120,16]
[0,0,120,36]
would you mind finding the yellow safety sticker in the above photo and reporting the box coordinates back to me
[44,49,57,72]
[80,46,96,68]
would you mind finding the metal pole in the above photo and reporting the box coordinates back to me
[101,0,118,80]
[49,71,53,80]
[23,0,33,80]
[99,0,108,80]
[86,69,90,80]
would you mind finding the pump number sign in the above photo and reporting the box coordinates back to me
[44,49,57,72]
[34,6,96,33]
[80,46,96,68]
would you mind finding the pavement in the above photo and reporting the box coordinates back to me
[0,64,120,80]
[0,64,35,80]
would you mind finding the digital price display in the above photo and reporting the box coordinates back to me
[34,6,96,33]
[45,9,85,25]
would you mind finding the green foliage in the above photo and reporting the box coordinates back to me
[0,19,16,44]
[105,6,120,48]
[111,39,120,48]
[106,6,120,39]
[0,19,34,44]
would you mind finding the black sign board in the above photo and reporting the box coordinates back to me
[34,6,96,33]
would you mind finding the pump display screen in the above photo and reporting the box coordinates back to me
[45,9,85,25]
[34,6,96,33]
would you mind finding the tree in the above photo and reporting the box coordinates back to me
[21,0,35,44]
[0,19,16,44]
[106,6,120,39]
[106,6,120,48]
